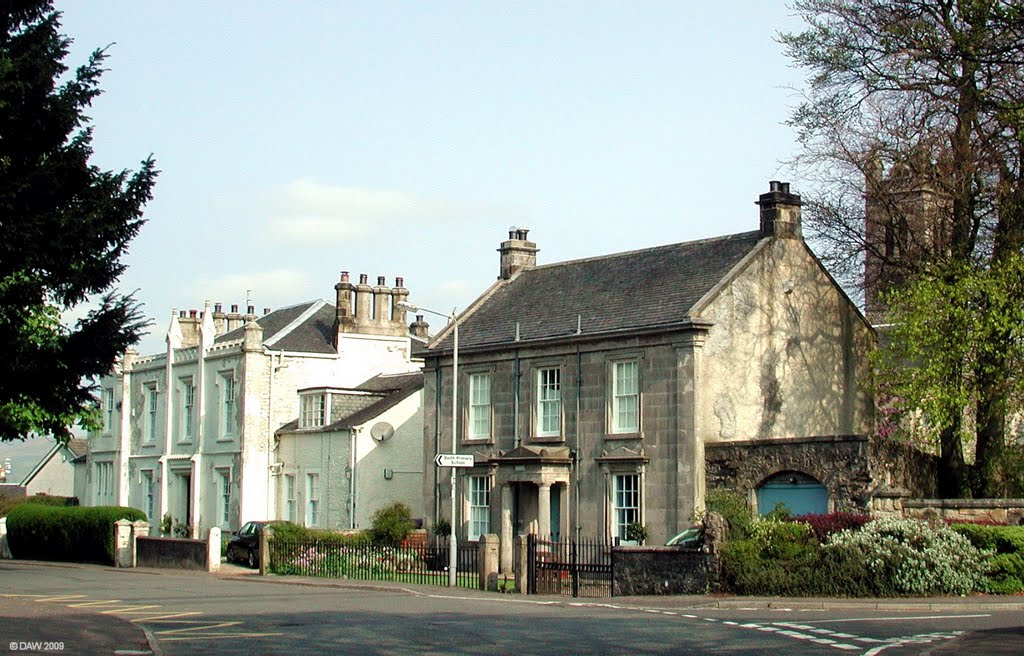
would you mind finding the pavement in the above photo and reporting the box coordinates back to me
[5,560,1023,655]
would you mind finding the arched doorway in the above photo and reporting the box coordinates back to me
[756,471,828,516]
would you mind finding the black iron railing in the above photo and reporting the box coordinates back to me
[267,536,479,589]
[527,535,614,598]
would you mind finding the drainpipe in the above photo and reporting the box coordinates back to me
[575,343,582,544]
[265,347,285,521]
[513,321,521,448]
[433,365,442,524]
[349,427,358,529]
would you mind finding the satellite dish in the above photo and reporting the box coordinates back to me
[370,422,394,442]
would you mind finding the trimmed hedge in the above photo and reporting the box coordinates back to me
[952,524,1024,594]
[0,493,77,518]
[6,504,145,564]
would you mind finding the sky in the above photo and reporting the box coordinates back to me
[47,0,809,357]
[3,1,812,478]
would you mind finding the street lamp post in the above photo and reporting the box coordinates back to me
[398,301,459,587]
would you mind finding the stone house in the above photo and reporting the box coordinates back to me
[419,182,932,568]
[86,274,428,536]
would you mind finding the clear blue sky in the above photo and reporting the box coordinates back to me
[56,0,807,355]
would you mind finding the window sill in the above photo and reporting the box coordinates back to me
[604,432,643,441]
[461,438,494,447]
[176,440,194,446]
[216,437,235,443]
[529,435,565,444]
[139,442,157,448]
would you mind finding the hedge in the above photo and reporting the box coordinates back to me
[952,524,1024,594]
[0,493,77,518]
[6,504,145,564]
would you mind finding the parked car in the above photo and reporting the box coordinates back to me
[665,527,704,548]
[226,520,297,568]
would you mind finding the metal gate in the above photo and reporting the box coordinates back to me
[526,534,613,598]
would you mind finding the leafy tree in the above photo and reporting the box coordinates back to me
[873,255,1024,496]
[781,0,1024,496]
[0,1,156,442]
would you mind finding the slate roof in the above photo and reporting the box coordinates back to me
[430,231,764,352]
[277,371,423,434]
[215,300,336,354]
[64,438,88,461]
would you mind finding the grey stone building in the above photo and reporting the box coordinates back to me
[420,182,921,569]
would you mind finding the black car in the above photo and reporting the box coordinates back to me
[226,521,296,568]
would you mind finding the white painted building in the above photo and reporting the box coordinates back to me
[86,273,428,536]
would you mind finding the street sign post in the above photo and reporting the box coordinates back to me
[434,453,474,468]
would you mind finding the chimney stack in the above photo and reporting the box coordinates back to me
[498,226,539,280]
[410,314,430,339]
[334,271,414,341]
[757,181,802,239]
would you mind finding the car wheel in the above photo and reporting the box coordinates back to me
[247,549,257,569]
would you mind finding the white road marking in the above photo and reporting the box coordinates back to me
[800,614,990,624]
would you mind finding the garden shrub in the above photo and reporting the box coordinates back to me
[705,488,754,539]
[825,517,987,596]
[720,517,832,596]
[0,493,77,518]
[952,525,1024,593]
[370,502,415,546]
[6,504,145,564]
[792,512,871,543]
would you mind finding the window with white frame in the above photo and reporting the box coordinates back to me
[468,475,490,541]
[536,367,561,437]
[145,385,158,443]
[611,360,640,433]
[306,473,320,526]
[142,470,155,521]
[284,474,296,522]
[300,393,326,428]
[180,379,195,441]
[95,461,114,502]
[217,468,231,528]
[468,373,492,439]
[102,388,115,433]
[612,473,640,540]
[221,375,235,437]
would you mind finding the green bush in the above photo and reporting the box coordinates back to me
[6,504,145,564]
[370,502,415,546]
[720,518,830,596]
[826,517,987,596]
[705,488,754,539]
[0,493,77,518]
[269,522,370,546]
[952,524,1024,594]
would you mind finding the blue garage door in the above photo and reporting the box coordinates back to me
[757,472,828,516]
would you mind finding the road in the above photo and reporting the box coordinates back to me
[1,561,1021,655]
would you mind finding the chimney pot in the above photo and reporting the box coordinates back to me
[340,271,350,282]
[179,310,186,318]
[230,304,239,313]
[395,276,404,287]
[359,273,368,284]
[247,305,255,315]
[264,307,271,315]
[377,275,386,285]
[214,303,223,313]
[190,310,197,318]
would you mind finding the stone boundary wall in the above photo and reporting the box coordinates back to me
[899,498,1024,525]
[706,435,937,512]
[136,535,208,570]
[612,547,716,596]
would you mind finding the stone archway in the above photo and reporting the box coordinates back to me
[755,470,828,516]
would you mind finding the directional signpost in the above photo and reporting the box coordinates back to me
[434,453,474,468]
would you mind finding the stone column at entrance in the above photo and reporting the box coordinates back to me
[538,483,551,538]
[500,484,513,573]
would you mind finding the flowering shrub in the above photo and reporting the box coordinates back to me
[825,517,988,596]
[792,512,872,543]
[272,541,424,577]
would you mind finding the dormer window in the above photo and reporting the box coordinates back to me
[300,393,327,428]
